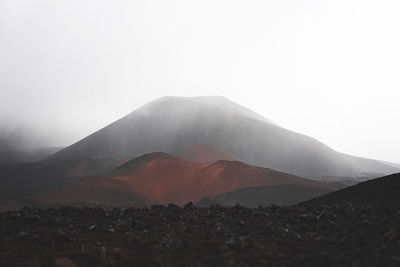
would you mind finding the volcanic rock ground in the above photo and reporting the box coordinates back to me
[1,202,399,266]
[1,174,399,266]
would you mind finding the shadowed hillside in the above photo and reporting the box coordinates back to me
[304,173,400,206]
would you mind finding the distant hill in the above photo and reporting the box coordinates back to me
[49,96,399,178]
[38,153,341,206]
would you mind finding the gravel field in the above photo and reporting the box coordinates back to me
[1,201,399,267]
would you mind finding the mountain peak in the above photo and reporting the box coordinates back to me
[142,95,275,125]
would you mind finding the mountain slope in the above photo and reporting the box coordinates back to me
[49,96,399,178]
[174,144,237,163]
[40,153,341,206]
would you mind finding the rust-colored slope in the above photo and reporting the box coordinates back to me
[174,144,237,163]
[40,153,342,206]
[111,153,209,204]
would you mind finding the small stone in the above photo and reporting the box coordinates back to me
[53,229,72,242]
[17,231,29,237]
[54,257,78,267]
[111,247,126,257]
[184,202,194,209]
[392,256,400,261]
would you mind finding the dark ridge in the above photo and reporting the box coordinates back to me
[304,172,400,206]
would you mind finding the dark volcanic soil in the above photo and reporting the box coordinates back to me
[1,202,399,267]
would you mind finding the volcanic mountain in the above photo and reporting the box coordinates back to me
[49,96,399,178]
[38,153,342,206]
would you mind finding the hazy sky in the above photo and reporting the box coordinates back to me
[1,0,399,162]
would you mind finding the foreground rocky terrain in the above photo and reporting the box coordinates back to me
[1,174,399,266]
[1,201,399,266]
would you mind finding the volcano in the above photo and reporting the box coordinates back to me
[49,96,399,179]
[39,153,342,206]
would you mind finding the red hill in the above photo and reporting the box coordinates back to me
[39,153,343,206]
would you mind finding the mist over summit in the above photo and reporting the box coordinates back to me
[50,96,398,178]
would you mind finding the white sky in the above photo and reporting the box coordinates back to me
[0,0,399,163]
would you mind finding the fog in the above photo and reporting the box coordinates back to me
[1,1,399,163]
